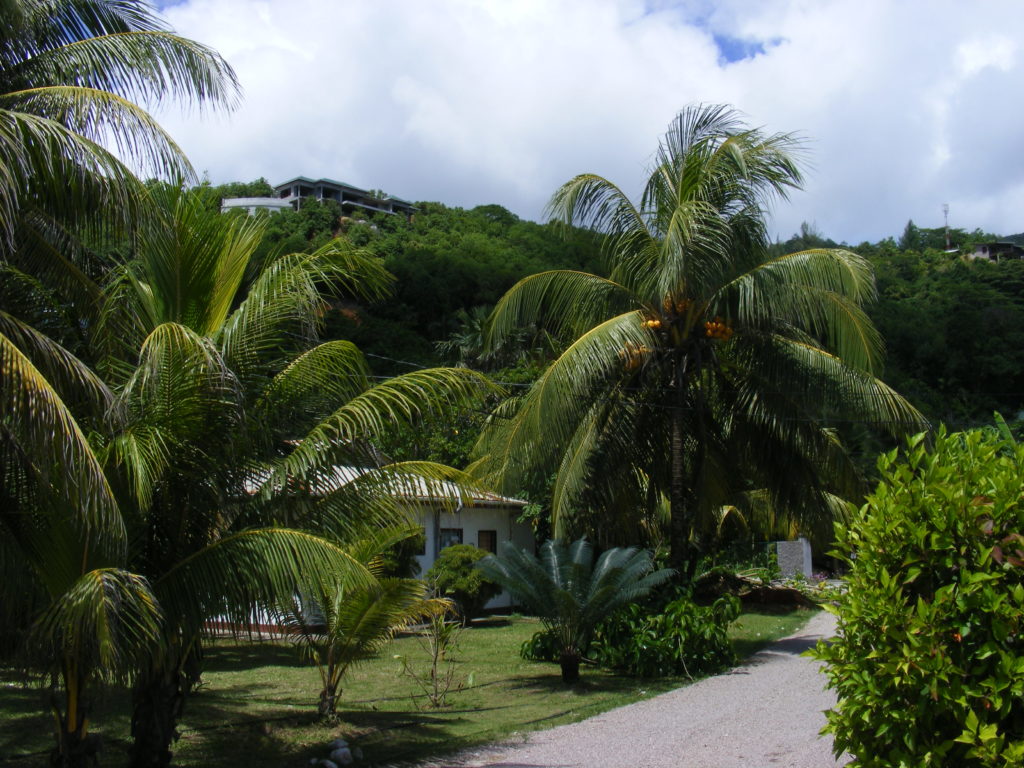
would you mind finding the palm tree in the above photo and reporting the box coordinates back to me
[476,538,672,683]
[0,4,238,761]
[2,186,498,767]
[0,0,237,241]
[90,188,497,767]
[474,105,925,573]
[0,0,239,562]
[286,533,450,719]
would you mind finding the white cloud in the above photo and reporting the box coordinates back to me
[153,0,1024,243]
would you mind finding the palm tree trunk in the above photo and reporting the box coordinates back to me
[129,669,185,768]
[51,664,100,768]
[129,642,201,768]
[559,650,580,684]
[318,687,339,718]
[668,401,691,576]
[668,355,693,577]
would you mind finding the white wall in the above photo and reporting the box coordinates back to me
[412,504,534,610]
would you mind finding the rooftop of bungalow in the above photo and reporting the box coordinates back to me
[220,176,416,218]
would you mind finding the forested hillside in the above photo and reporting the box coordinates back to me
[211,182,1023,428]
[775,221,1024,426]
[205,183,604,374]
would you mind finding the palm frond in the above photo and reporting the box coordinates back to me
[154,528,371,637]
[717,247,883,371]
[484,269,639,353]
[28,567,162,684]
[217,239,393,382]
[473,311,645,491]
[15,28,239,113]
[0,324,121,540]
[2,85,192,180]
[0,107,143,243]
[272,368,499,489]
[254,340,371,429]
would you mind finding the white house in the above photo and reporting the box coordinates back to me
[408,487,533,609]
[247,462,533,611]
[219,196,293,215]
[969,242,1024,261]
[316,466,533,609]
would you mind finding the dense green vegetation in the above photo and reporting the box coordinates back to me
[3,0,1023,765]
[776,222,1024,428]
[209,196,605,375]
[205,186,1024,443]
[814,427,1024,766]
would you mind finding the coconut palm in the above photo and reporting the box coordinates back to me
[476,538,672,683]
[0,0,237,248]
[0,5,238,759]
[85,188,497,767]
[474,104,925,573]
[0,0,239,560]
[2,186,498,767]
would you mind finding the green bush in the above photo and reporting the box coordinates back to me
[590,588,740,678]
[520,628,561,663]
[426,544,502,621]
[813,429,1024,767]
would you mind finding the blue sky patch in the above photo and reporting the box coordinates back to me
[713,34,769,64]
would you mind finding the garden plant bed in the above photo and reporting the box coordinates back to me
[0,609,814,767]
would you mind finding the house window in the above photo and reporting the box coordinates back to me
[439,528,463,550]
[477,530,497,554]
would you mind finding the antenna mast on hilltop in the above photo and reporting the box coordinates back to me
[943,203,951,250]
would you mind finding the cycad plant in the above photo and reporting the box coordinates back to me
[476,538,672,682]
[474,104,925,572]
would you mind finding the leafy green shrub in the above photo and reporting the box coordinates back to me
[813,429,1024,767]
[520,628,560,662]
[426,545,502,621]
[591,589,740,678]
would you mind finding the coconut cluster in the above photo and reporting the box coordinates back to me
[704,317,733,341]
[619,341,651,371]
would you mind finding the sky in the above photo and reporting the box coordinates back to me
[153,0,1024,245]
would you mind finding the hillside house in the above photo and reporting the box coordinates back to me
[220,176,415,218]
[969,242,1024,261]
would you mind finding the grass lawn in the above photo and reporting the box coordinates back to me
[0,607,814,767]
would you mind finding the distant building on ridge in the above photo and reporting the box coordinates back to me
[220,176,415,218]
[969,242,1024,261]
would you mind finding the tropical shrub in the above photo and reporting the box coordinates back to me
[520,627,561,663]
[813,429,1024,767]
[477,538,673,682]
[591,589,739,678]
[426,544,502,621]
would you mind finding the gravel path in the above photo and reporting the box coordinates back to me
[452,610,850,768]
